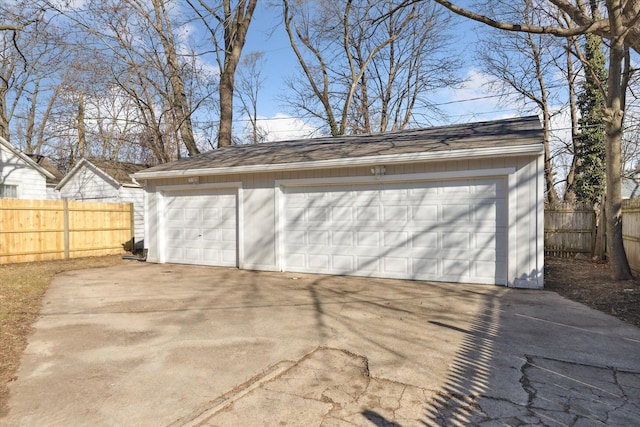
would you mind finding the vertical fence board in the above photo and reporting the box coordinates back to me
[0,198,132,264]
[622,198,640,274]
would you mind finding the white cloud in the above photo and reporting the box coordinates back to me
[433,68,528,124]
[255,114,322,142]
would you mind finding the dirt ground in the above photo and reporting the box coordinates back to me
[545,256,640,328]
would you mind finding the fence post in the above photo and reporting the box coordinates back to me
[130,203,135,251]
[63,198,70,259]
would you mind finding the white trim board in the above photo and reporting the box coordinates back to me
[275,168,516,188]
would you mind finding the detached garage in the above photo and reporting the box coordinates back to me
[135,116,545,288]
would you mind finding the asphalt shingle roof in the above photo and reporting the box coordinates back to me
[141,116,543,175]
[87,159,150,185]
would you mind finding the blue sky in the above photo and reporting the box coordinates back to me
[231,2,530,140]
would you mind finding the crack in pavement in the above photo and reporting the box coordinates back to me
[424,355,640,427]
[171,347,435,426]
[169,349,640,427]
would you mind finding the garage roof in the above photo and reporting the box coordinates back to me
[135,116,544,179]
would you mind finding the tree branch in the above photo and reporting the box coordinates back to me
[433,0,607,37]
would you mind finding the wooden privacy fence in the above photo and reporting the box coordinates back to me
[544,204,597,257]
[0,198,133,264]
[622,198,640,274]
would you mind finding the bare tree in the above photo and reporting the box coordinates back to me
[236,51,267,144]
[366,1,458,132]
[144,0,199,156]
[42,0,214,164]
[282,0,458,136]
[186,0,258,148]
[475,5,563,204]
[561,23,581,202]
[432,0,638,279]
[0,1,50,141]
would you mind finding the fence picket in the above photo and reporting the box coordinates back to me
[622,198,640,274]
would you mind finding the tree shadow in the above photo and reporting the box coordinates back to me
[362,409,402,427]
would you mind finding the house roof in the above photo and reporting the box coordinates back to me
[26,154,65,184]
[87,159,150,185]
[56,158,150,190]
[135,116,544,180]
[0,136,57,180]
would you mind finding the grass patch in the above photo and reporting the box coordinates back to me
[0,256,128,417]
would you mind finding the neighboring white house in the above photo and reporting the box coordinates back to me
[56,158,149,244]
[26,154,65,200]
[0,136,56,199]
[135,116,545,288]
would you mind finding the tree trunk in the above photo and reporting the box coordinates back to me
[216,0,257,148]
[218,63,236,147]
[0,84,9,141]
[77,90,86,159]
[542,106,559,204]
[564,39,579,202]
[604,19,632,279]
[151,0,199,157]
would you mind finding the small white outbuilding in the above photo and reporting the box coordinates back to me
[135,116,545,288]
[56,158,148,244]
[0,136,56,199]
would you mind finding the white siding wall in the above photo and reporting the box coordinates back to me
[0,146,47,199]
[58,165,120,201]
[144,154,544,288]
[46,185,62,200]
[59,164,145,241]
[121,186,145,241]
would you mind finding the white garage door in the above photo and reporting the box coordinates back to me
[283,178,506,284]
[164,189,237,267]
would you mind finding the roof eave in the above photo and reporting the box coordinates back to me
[0,136,56,180]
[134,144,544,180]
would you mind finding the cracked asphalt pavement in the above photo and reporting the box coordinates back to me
[2,263,640,426]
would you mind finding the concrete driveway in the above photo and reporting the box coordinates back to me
[2,263,640,426]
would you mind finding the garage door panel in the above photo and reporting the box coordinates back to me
[412,232,438,248]
[221,249,237,263]
[332,255,354,271]
[332,231,354,246]
[357,206,379,221]
[283,178,506,284]
[412,205,438,221]
[357,256,380,272]
[411,258,438,277]
[332,206,353,221]
[380,187,410,200]
[384,205,408,222]
[309,231,329,245]
[357,231,380,247]
[384,231,409,247]
[442,259,471,276]
[202,229,219,241]
[309,254,329,269]
[384,257,409,274]
[164,190,237,267]
[287,253,305,268]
